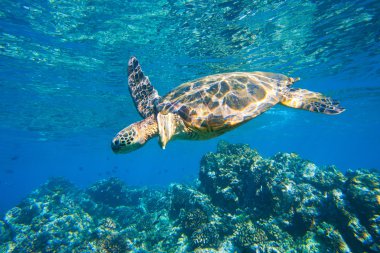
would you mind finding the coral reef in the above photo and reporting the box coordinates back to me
[1,141,379,252]
[199,141,380,252]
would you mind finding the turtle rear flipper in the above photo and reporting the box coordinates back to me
[128,57,161,118]
[281,88,345,114]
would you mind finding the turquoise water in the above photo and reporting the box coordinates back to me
[0,0,379,214]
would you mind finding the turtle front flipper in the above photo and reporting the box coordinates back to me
[281,88,345,114]
[128,57,161,118]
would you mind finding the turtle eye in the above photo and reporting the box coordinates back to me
[111,138,121,152]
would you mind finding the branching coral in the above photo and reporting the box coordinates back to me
[191,224,219,249]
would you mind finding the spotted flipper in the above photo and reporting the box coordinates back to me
[128,57,161,118]
[281,88,345,114]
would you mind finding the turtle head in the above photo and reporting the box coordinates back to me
[111,123,145,153]
[111,116,158,154]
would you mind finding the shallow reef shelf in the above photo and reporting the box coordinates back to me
[1,141,379,252]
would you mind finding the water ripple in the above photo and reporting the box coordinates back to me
[0,0,379,139]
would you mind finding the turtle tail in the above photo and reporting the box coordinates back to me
[281,88,345,115]
[128,57,161,118]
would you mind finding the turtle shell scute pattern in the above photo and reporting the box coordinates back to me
[160,72,290,132]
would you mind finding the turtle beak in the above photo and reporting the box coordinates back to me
[111,138,121,153]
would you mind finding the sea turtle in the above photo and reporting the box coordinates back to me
[111,57,344,153]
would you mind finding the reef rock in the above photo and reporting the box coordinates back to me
[199,141,380,252]
[0,141,379,253]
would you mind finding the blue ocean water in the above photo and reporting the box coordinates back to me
[0,0,379,215]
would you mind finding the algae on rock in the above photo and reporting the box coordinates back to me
[0,141,379,252]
